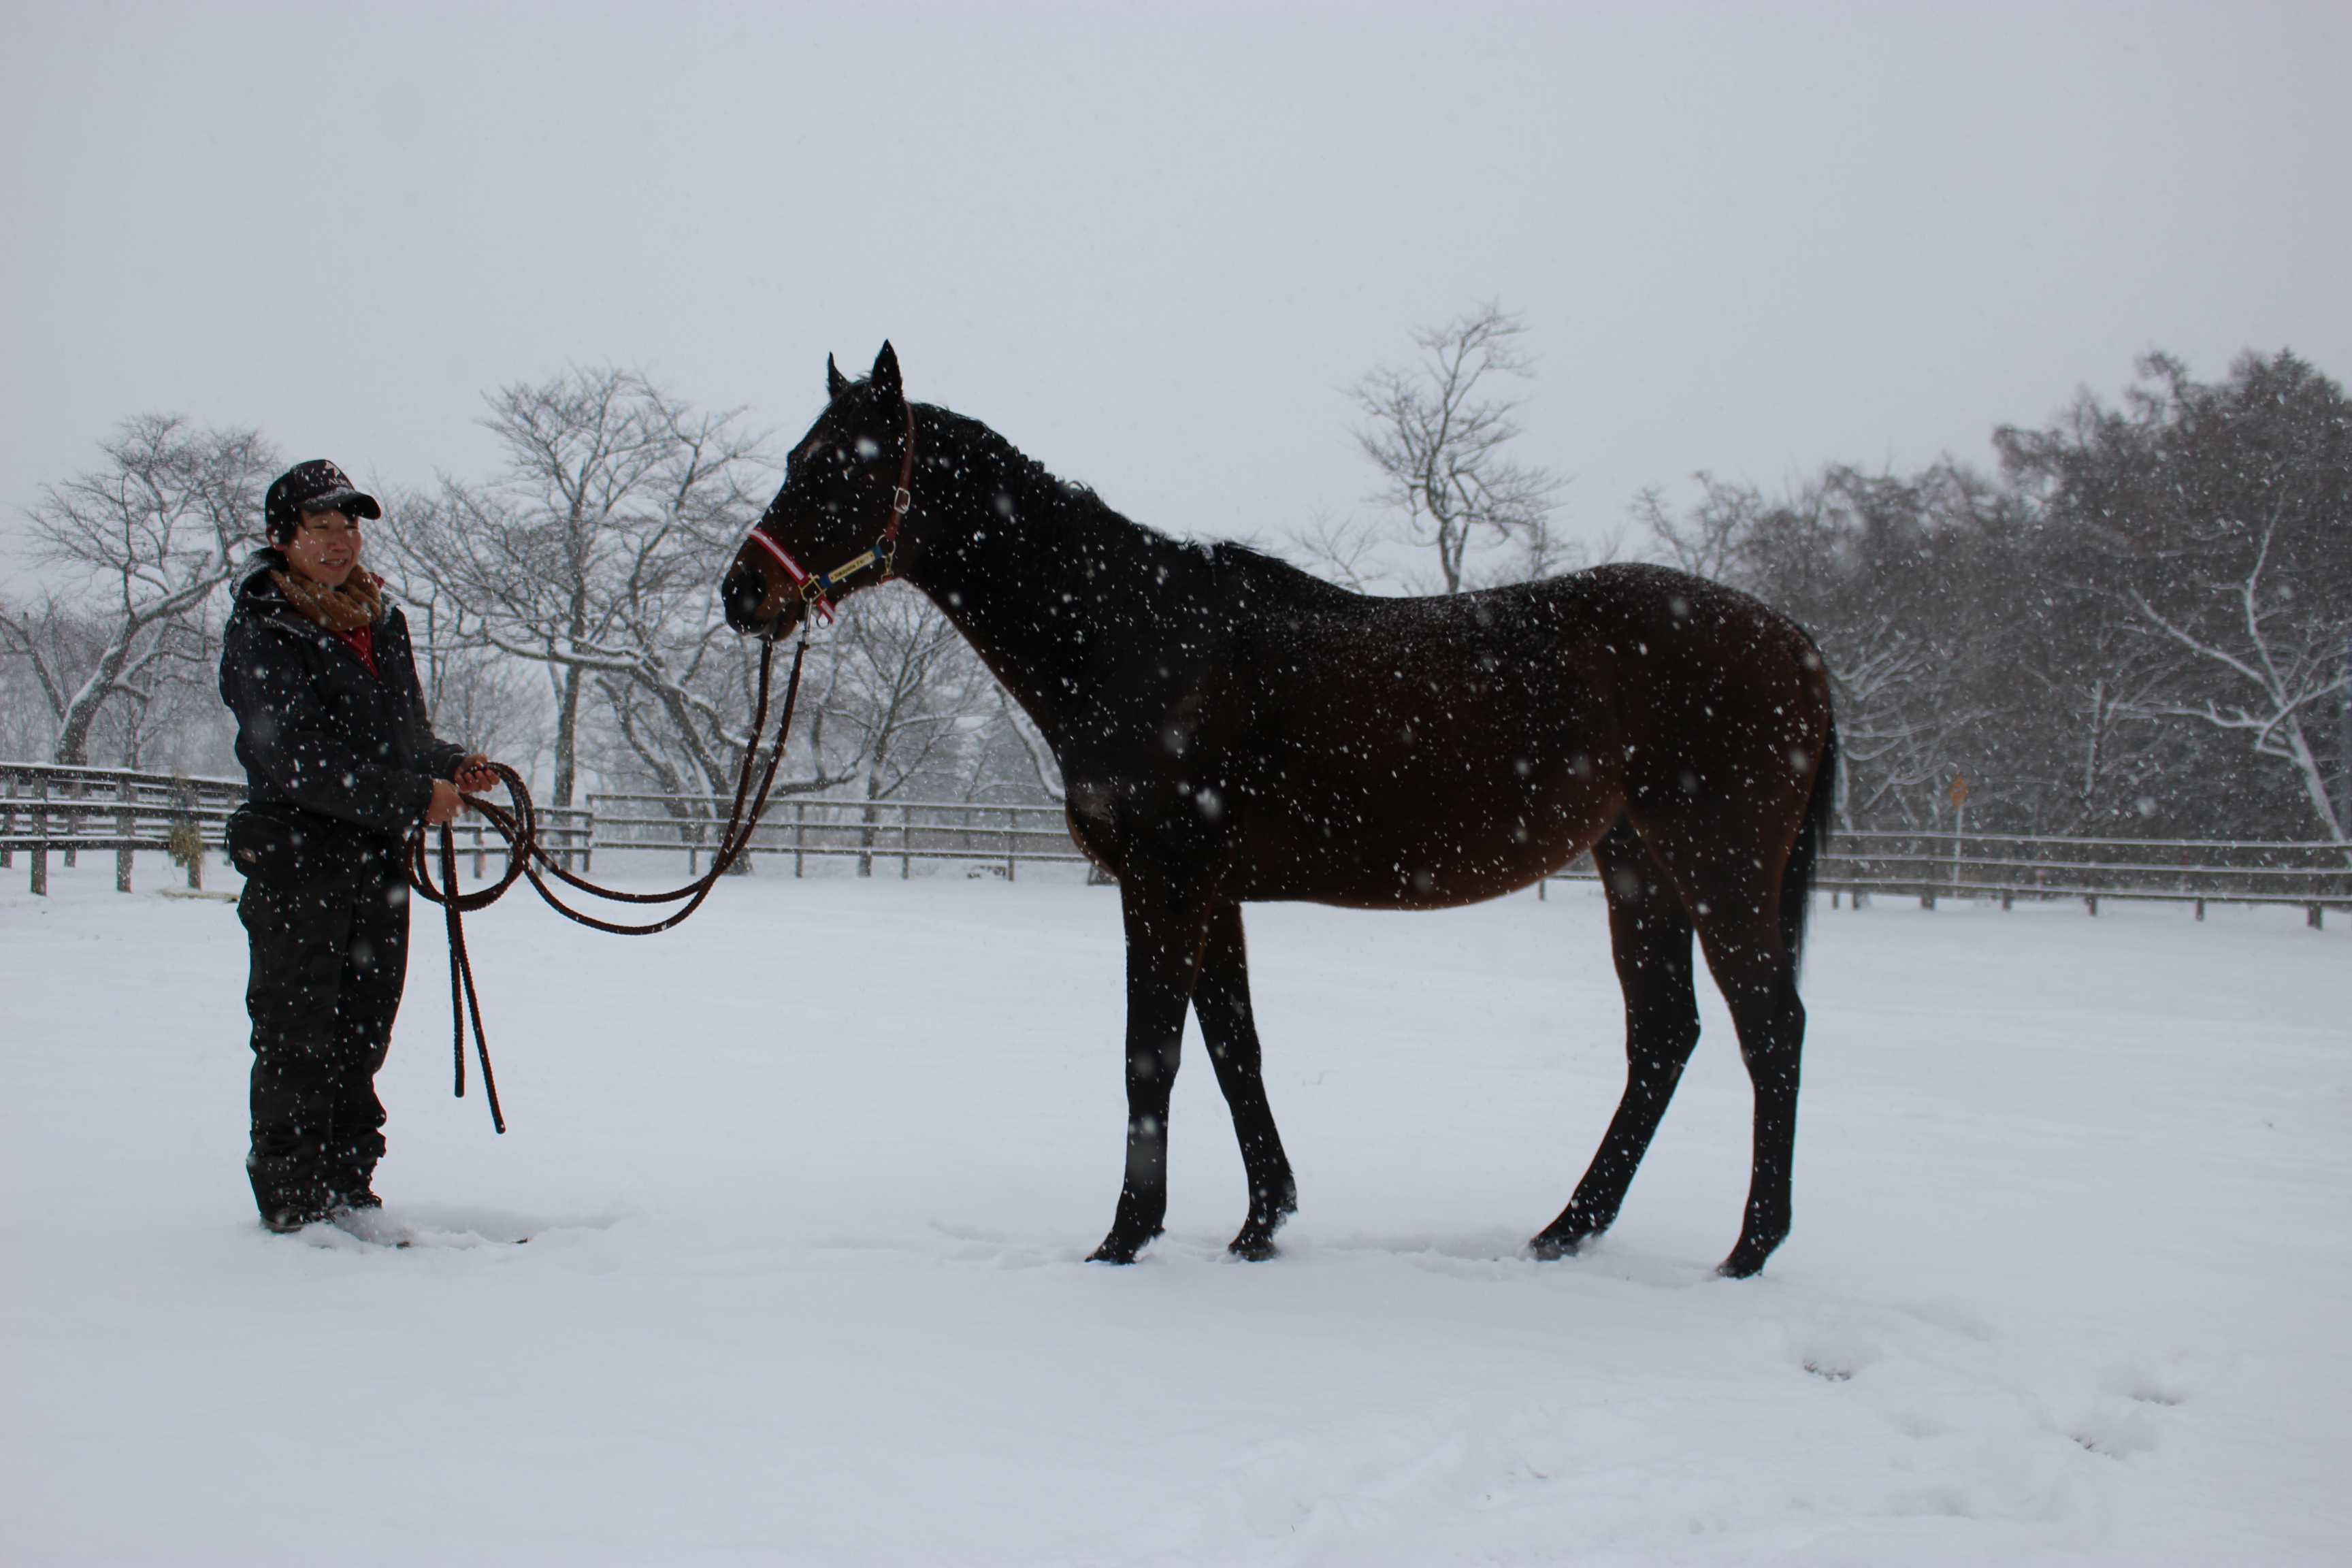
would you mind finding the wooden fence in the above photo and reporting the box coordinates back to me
[10,764,2349,926]
[1810,829,2352,927]
[583,792,1085,880]
[0,762,588,894]
[1,763,248,894]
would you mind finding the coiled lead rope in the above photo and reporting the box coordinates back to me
[407,636,808,1130]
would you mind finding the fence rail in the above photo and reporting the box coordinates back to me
[1813,830,2351,926]
[1,762,588,894]
[11,763,2349,924]
[583,791,1086,879]
[1540,830,2348,925]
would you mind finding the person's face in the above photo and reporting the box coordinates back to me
[284,508,362,587]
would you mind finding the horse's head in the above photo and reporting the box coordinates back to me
[723,342,917,640]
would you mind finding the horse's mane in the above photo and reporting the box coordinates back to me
[928,404,1365,612]
[1210,541,1365,609]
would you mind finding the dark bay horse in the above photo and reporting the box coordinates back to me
[723,345,1837,1277]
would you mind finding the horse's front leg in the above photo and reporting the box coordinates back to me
[1088,871,1219,1264]
[1194,901,1296,1260]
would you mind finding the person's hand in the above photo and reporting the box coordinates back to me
[453,754,499,796]
[425,777,463,826]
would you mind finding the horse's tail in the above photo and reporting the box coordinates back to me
[1781,714,1838,974]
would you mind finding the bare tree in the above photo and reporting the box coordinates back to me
[992,690,1064,804]
[2120,501,2347,843]
[2000,350,2352,843]
[1349,302,1567,593]
[0,602,56,759]
[1633,474,1757,583]
[1,415,274,764]
[2007,606,2179,836]
[390,368,774,806]
[1288,510,1389,593]
[801,585,999,874]
[392,568,548,772]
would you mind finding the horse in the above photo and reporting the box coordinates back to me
[722,344,1838,1277]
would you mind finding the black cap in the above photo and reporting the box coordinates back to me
[265,460,382,538]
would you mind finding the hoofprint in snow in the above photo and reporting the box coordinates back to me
[4,854,2347,1565]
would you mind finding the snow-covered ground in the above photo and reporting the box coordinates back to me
[4,854,2347,1565]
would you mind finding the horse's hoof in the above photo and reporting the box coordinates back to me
[1716,1237,1782,1277]
[1088,1227,1157,1264]
[1226,1232,1280,1261]
[1526,1230,1592,1262]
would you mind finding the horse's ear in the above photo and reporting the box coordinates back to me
[870,342,902,400]
[826,353,850,400]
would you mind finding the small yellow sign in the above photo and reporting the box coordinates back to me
[1948,774,1970,810]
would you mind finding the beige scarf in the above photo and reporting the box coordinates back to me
[272,568,385,632]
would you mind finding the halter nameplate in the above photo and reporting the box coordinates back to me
[742,401,917,628]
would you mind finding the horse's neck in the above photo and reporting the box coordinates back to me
[906,414,1213,751]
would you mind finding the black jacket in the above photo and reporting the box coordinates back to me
[219,551,466,847]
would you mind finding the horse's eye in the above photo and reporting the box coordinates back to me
[855,436,881,460]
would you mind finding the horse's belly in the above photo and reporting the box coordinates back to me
[1232,781,1614,909]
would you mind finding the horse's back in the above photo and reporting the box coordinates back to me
[1215,559,1830,909]
[1236,559,1822,742]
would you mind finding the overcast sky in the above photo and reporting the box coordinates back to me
[4,1,2346,587]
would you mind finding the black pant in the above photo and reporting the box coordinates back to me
[239,862,411,1215]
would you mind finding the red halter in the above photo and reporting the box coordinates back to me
[744,401,917,625]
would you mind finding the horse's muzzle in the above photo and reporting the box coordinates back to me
[723,560,777,637]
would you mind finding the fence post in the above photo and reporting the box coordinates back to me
[116,774,135,892]
[62,775,79,870]
[30,775,48,896]
[901,802,913,880]
[2310,904,2325,930]
[2085,895,2098,916]
[794,800,806,879]
[1,772,13,869]
[179,779,201,890]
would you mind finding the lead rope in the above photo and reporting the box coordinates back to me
[440,819,502,1131]
[408,636,808,1130]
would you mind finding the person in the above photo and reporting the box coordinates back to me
[219,459,500,1235]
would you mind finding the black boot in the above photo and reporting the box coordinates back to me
[324,1149,382,1215]
[248,1151,330,1234]
[328,1175,382,1214]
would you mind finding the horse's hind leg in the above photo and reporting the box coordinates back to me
[1194,902,1296,1260]
[1693,906,1806,1278]
[1532,819,1701,1260]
